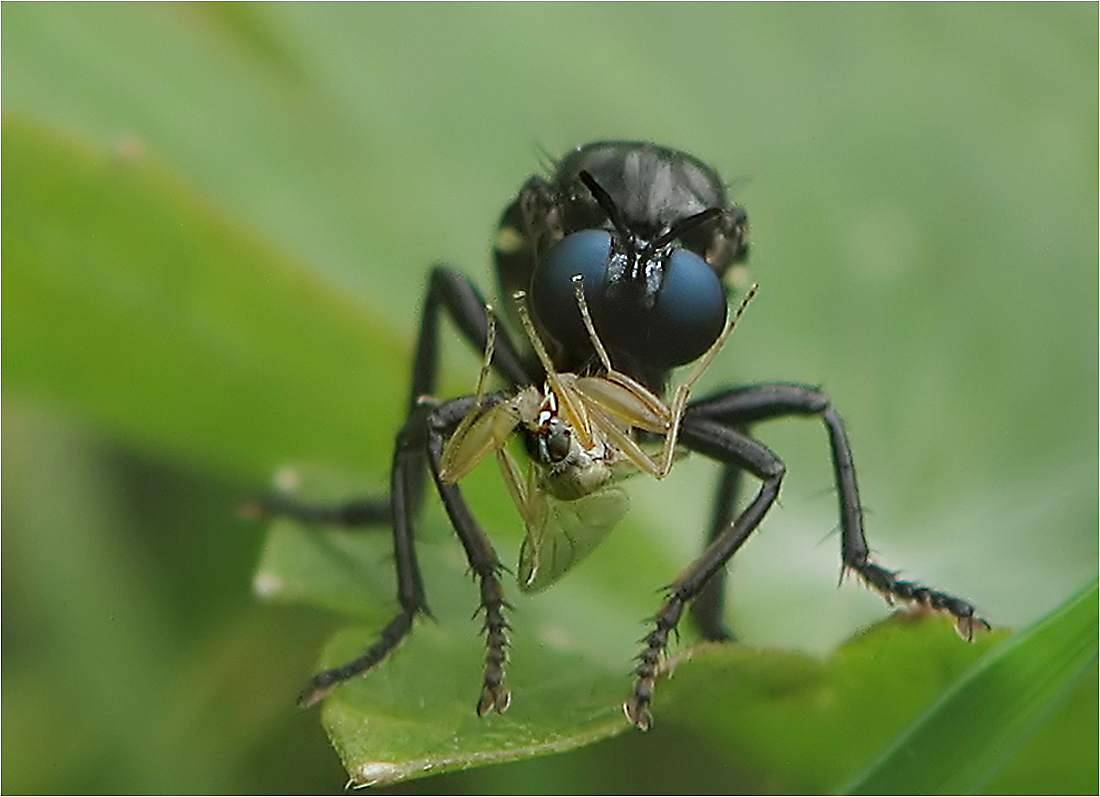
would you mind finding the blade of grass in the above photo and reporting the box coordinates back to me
[842,577,1099,795]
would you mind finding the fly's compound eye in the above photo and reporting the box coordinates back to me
[647,248,728,368]
[530,229,611,357]
[530,229,727,370]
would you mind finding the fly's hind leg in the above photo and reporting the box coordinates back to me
[689,463,743,641]
[687,383,988,640]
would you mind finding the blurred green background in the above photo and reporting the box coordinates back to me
[3,3,1096,793]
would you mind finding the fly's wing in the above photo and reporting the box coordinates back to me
[517,484,630,594]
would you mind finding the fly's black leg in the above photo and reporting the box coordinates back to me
[411,266,534,407]
[400,271,526,714]
[689,463,743,641]
[425,397,513,715]
[297,401,438,708]
[248,494,391,527]
[289,267,532,707]
[626,419,784,730]
[297,388,514,713]
[687,383,988,640]
[251,268,530,529]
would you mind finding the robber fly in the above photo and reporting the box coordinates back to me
[260,141,986,730]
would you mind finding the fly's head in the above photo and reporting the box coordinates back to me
[494,141,749,390]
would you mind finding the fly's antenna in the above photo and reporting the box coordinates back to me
[577,170,630,237]
[578,170,638,271]
[652,207,722,250]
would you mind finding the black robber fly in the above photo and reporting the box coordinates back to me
[259,141,986,730]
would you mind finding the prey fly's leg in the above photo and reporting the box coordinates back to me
[687,383,987,638]
[626,419,785,730]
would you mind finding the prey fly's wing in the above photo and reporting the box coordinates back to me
[517,482,629,594]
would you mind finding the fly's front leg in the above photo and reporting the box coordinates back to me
[427,398,513,715]
[626,418,785,730]
[383,267,531,566]
[688,383,988,640]
[264,266,535,707]
[412,266,533,407]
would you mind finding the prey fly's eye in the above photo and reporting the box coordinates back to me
[530,229,611,358]
[541,419,572,463]
[647,248,728,368]
[524,416,574,464]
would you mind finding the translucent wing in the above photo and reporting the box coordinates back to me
[517,483,629,594]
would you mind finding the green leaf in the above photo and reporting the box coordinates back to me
[255,475,1012,788]
[842,577,1099,795]
[254,466,666,785]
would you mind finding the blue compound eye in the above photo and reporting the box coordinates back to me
[531,229,612,355]
[649,248,727,368]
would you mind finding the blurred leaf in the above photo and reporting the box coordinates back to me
[981,663,1098,795]
[1,117,404,479]
[843,577,1099,795]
